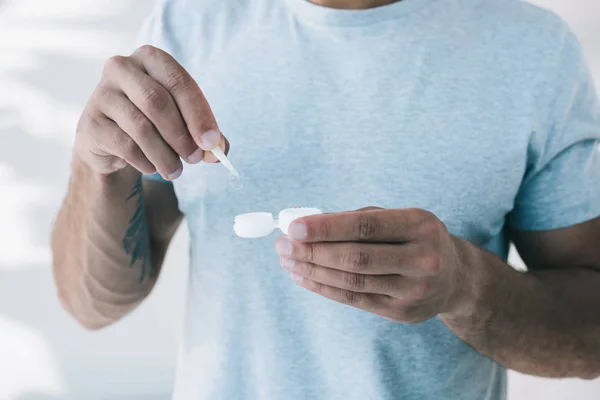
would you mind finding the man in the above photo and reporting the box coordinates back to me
[51,0,600,399]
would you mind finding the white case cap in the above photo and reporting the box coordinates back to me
[233,208,322,238]
[278,207,323,235]
[233,212,276,238]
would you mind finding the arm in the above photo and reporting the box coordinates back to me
[439,30,600,379]
[440,217,600,379]
[275,29,600,379]
[51,45,226,330]
[443,33,600,378]
[51,159,182,330]
[273,208,600,380]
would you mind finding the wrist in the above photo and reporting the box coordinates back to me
[71,150,140,194]
[442,236,489,320]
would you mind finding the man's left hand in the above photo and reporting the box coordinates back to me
[275,207,476,323]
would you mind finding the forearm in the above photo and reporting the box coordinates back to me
[441,239,600,379]
[51,155,158,329]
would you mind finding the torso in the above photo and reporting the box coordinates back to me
[144,0,572,398]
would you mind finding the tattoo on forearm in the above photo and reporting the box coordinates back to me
[122,176,152,283]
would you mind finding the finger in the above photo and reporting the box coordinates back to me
[276,237,437,277]
[288,274,396,318]
[130,46,225,151]
[280,258,424,298]
[201,134,231,164]
[85,110,156,174]
[288,208,438,243]
[105,54,202,164]
[94,87,183,180]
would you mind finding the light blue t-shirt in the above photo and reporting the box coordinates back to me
[138,0,600,399]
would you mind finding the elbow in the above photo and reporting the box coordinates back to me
[551,358,600,381]
[577,365,600,381]
[61,297,116,331]
[51,226,138,331]
[78,319,115,331]
[53,266,130,331]
[71,314,114,331]
[53,267,150,331]
[70,307,120,332]
[580,373,600,381]
[52,252,151,331]
[508,355,600,380]
[571,351,600,380]
[52,264,113,331]
[56,284,119,331]
[572,369,600,381]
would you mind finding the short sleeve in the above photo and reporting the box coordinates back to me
[508,33,600,231]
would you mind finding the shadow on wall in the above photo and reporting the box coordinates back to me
[0,0,10,13]
[0,106,68,245]
[0,1,174,399]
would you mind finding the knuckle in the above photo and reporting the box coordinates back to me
[131,112,154,137]
[174,133,195,155]
[141,86,169,112]
[171,130,189,145]
[305,244,316,263]
[79,109,104,139]
[343,273,366,291]
[164,71,191,95]
[421,253,441,274]
[91,84,112,104]
[113,132,136,155]
[419,211,445,237]
[316,218,334,241]
[355,215,379,240]
[412,281,430,299]
[110,157,128,170]
[103,55,127,73]
[122,138,138,156]
[135,44,158,58]
[303,264,317,279]
[345,248,372,271]
[393,296,416,309]
[84,107,104,126]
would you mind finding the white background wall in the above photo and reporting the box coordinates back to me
[0,0,598,399]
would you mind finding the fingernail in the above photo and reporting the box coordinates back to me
[187,148,204,164]
[290,273,303,283]
[199,129,220,150]
[167,166,183,180]
[276,238,293,257]
[281,258,295,269]
[288,222,307,240]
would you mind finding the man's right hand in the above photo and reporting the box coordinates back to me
[75,45,226,181]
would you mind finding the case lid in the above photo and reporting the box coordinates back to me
[233,207,323,238]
